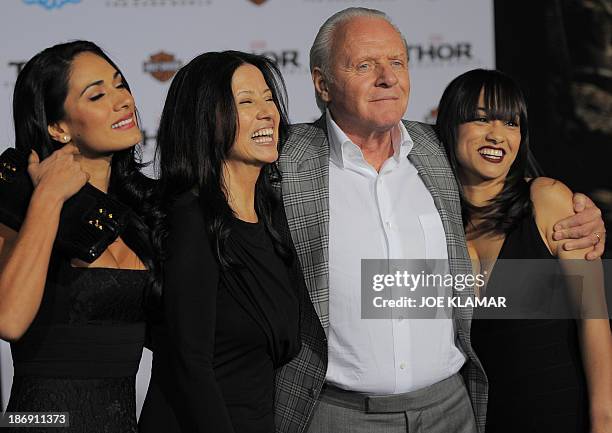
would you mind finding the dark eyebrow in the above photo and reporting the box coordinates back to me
[236,88,272,96]
[80,80,103,96]
[79,71,121,97]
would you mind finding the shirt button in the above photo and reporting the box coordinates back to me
[400,362,406,370]
[386,221,392,229]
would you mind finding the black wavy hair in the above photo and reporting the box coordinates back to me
[13,40,161,311]
[436,68,541,236]
[154,50,292,270]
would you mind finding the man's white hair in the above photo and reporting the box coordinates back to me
[309,7,408,113]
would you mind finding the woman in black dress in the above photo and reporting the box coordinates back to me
[138,51,301,433]
[436,69,612,432]
[0,41,157,432]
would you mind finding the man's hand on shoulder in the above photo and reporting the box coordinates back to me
[531,178,606,260]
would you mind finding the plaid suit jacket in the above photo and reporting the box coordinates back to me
[273,115,488,433]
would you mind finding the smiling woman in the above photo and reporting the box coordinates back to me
[0,41,158,433]
[139,51,302,433]
[53,52,143,159]
[436,69,612,433]
[226,63,281,219]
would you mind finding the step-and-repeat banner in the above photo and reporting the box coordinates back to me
[0,0,494,413]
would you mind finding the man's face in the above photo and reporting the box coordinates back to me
[322,17,410,136]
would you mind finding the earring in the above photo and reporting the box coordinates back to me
[62,135,71,143]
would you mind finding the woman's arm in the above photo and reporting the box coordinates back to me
[162,194,235,433]
[0,145,87,341]
[532,177,612,432]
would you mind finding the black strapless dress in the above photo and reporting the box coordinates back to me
[5,258,148,433]
[471,214,589,432]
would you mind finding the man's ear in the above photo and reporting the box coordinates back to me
[47,122,71,144]
[312,67,331,104]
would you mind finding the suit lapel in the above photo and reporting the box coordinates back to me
[404,121,473,331]
[279,116,331,330]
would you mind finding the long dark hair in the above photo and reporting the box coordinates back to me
[436,68,537,236]
[154,50,292,269]
[13,40,161,310]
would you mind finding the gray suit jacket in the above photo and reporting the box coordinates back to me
[273,115,488,433]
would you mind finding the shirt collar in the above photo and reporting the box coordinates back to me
[326,109,414,168]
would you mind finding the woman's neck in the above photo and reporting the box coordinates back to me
[460,173,505,207]
[75,153,112,193]
[460,173,508,241]
[222,161,261,223]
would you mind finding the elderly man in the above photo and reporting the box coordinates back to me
[273,7,606,433]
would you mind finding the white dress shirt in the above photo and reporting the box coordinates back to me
[326,112,466,394]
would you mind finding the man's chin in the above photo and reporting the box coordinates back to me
[369,115,404,131]
[373,105,405,120]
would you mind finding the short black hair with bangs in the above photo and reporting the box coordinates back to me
[436,68,534,237]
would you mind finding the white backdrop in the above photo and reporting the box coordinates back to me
[0,0,494,415]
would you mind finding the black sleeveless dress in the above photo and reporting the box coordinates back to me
[5,258,148,433]
[471,214,589,432]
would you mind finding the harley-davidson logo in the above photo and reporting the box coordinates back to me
[143,52,182,82]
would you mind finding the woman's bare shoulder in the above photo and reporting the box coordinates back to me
[529,177,574,216]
